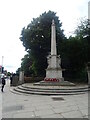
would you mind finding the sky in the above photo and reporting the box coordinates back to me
[0,0,89,73]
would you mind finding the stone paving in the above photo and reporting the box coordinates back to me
[0,79,89,119]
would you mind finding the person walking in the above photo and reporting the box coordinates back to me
[10,74,13,86]
[1,76,6,92]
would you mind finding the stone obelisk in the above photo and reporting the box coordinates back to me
[44,20,63,82]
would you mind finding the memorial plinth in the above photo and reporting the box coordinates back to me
[44,20,63,82]
[34,20,75,86]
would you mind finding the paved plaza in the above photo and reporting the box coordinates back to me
[0,79,89,119]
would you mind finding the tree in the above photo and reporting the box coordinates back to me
[7,72,11,76]
[75,18,90,62]
[16,68,21,76]
[20,54,34,76]
[20,11,66,76]
[75,18,90,37]
[60,19,89,82]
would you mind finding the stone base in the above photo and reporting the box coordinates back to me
[18,81,24,85]
[46,68,63,79]
[34,79,75,86]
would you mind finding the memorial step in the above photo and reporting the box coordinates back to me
[12,87,87,95]
[22,84,88,90]
[10,84,89,96]
[18,85,88,93]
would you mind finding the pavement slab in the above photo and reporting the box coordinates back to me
[61,110,84,118]
[13,111,36,118]
[0,79,89,119]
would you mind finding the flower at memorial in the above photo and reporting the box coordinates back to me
[44,78,59,82]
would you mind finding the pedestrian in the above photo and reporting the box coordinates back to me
[1,76,6,92]
[10,74,13,86]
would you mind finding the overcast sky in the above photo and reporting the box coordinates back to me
[0,0,89,73]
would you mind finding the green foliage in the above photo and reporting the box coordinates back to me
[75,18,89,37]
[7,72,11,76]
[20,11,65,76]
[69,37,87,69]
[60,19,89,82]
[61,37,88,81]
[16,68,21,76]
[75,19,90,61]
[20,54,34,76]
[19,12,89,82]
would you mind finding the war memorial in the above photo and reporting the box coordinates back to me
[11,20,89,96]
